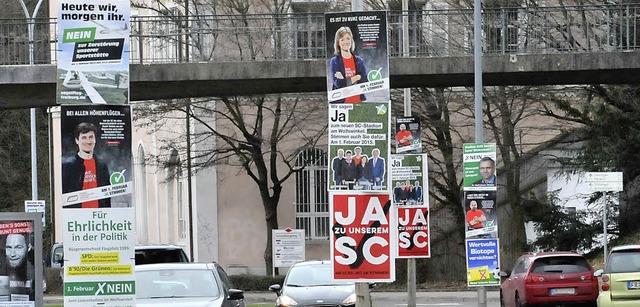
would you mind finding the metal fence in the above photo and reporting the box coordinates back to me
[1,4,639,65]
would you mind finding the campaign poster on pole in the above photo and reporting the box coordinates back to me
[63,208,136,306]
[396,206,430,258]
[395,116,421,154]
[325,11,389,104]
[466,238,500,287]
[390,154,428,206]
[0,213,44,307]
[463,143,497,191]
[464,191,498,238]
[57,0,130,104]
[330,192,395,282]
[328,103,390,192]
[60,105,133,209]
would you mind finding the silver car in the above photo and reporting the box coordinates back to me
[135,263,246,307]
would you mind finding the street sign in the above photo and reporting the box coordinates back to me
[272,228,305,268]
[24,200,45,225]
[585,172,623,192]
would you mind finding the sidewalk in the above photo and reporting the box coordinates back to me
[45,290,501,305]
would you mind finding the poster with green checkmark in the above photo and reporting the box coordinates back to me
[326,11,390,103]
[60,104,134,209]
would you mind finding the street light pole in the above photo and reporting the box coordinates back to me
[473,0,486,305]
[18,0,45,203]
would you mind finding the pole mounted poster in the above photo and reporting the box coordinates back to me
[328,103,390,192]
[325,11,390,104]
[60,105,133,209]
[463,143,497,191]
[464,191,497,238]
[57,0,130,104]
[395,117,421,154]
[331,192,395,282]
[390,154,428,207]
[466,238,500,287]
[0,213,44,306]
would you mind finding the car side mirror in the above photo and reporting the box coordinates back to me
[499,270,510,279]
[594,269,603,277]
[269,284,281,296]
[228,289,244,300]
[369,282,376,289]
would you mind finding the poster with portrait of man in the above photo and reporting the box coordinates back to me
[60,105,133,208]
[463,143,497,191]
[325,11,389,103]
[0,213,44,306]
[395,117,421,153]
[464,191,498,238]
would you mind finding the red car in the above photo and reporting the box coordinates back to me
[500,251,598,307]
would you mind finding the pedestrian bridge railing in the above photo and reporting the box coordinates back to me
[1,4,639,65]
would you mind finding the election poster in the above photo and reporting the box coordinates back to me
[395,206,430,258]
[0,213,44,307]
[57,0,130,104]
[390,154,428,206]
[60,105,133,209]
[330,192,395,282]
[466,238,500,287]
[464,191,498,238]
[395,116,421,154]
[328,103,390,192]
[326,11,389,103]
[63,208,136,307]
[463,143,497,191]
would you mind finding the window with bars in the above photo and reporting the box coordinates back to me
[292,14,325,59]
[295,148,329,241]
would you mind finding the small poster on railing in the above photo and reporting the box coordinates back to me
[325,11,390,104]
[57,0,130,105]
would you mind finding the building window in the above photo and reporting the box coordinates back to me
[389,7,430,57]
[484,7,519,54]
[292,14,325,59]
[295,148,329,240]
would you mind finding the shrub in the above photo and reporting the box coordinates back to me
[230,274,285,291]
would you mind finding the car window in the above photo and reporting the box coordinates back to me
[512,258,528,274]
[216,265,233,291]
[286,264,353,287]
[136,269,220,299]
[606,250,640,273]
[530,256,591,274]
[135,249,188,265]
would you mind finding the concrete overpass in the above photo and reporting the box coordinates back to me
[2,51,640,108]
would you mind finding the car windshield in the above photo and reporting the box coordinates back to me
[606,249,640,273]
[136,269,220,299]
[286,263,353,287]
[530,256,591,274]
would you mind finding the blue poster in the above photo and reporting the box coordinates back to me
[466,238,500,287]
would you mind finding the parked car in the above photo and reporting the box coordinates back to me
[269,260,361,307]
[595,244,640,307]
[49,243,190,267]
[135,262,245,307]
[500,251,598,307]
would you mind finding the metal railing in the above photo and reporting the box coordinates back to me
[1,4,639,65]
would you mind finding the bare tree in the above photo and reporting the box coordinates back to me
[134,95,327,274]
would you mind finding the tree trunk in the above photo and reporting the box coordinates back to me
[262,195,279,275]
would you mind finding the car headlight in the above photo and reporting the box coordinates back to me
[343,293,357,305]
[276,295,298,307]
